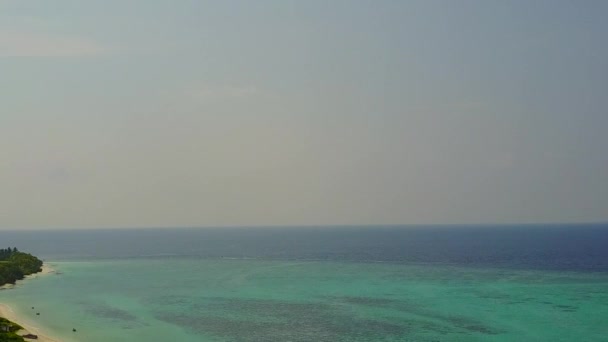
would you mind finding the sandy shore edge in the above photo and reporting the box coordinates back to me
[0,264,63,342]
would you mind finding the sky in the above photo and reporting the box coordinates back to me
[1,0,607,229]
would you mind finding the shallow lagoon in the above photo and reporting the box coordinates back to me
[2,258,607,341]
[1,225,608,341]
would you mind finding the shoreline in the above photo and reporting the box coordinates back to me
[0,264,64,342]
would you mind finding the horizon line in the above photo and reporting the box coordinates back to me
[1,221,607,232]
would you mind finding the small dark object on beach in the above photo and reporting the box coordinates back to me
[22,333,38,339]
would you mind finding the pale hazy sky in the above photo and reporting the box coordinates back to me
[1,0,607,229]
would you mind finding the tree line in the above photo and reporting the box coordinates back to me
[0,248,43,286]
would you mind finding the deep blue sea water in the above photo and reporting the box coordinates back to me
[3,224,608,271]
[1,224,607,341]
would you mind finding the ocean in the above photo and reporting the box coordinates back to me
[0,224,607,341]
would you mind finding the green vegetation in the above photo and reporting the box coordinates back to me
[0,317,25,342]
[0,248,43,286]
[0,248,43,341]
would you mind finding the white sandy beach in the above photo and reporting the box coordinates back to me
[0,264,64,342]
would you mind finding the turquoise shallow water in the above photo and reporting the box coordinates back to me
[1,226,607,341]
[1,259,607,341]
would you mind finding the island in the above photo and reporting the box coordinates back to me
[0,248,44,342]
